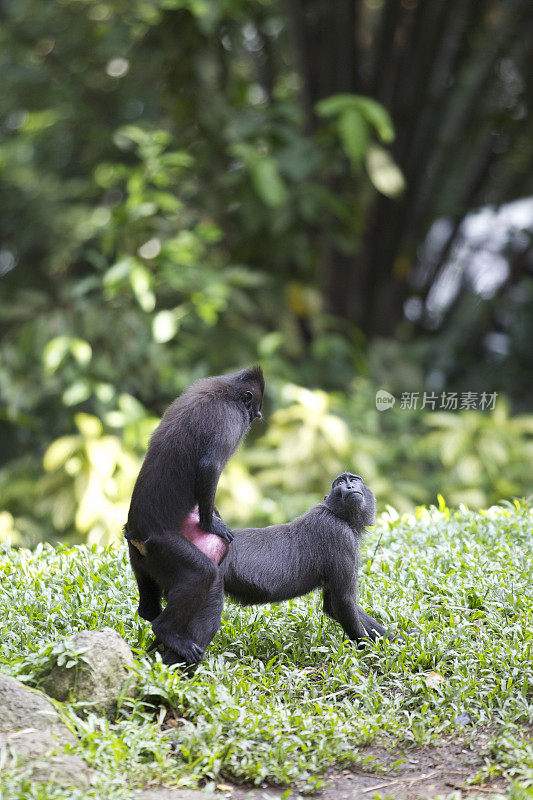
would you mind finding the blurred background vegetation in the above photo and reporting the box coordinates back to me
[1,0,532,546]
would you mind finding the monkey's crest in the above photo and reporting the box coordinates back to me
[237,365,264,393]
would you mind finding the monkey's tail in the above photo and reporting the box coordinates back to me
[123,523,150,557]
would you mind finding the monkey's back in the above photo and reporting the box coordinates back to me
[223,506,356,604]
[126,390,248,536]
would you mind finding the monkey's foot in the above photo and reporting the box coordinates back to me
[146,634,203,667]
[152,629,203,665]
[210,515,234,543]
[162,639,203,667]
[162,649,200,675]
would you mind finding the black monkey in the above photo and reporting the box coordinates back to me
[125,366,264,666]
[166,472,391,666]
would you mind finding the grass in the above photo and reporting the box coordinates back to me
[0,499,532,799]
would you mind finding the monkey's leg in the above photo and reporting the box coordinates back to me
[184,571,224,651]
[143,535,218,666]
[131,532,219,666]
[322,587,335,620]
[154,576,214,666]
[146,572,224,664]
[163,573,225,667]
[128,542,163,622]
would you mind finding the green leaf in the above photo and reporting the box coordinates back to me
[43,336,70,372]
[316,94,395,143]
[70,339,92,366]
[103,257,134,289]
[365,144,405,197]
[231,143,287,208]
[152,310,178,343]
[43,337,92,375]
[249,157,288,208]
[337,109,369,169]
[354,97,395,143]
[162,231,204,266]
[316,93,362,117]
[63,380,91,407]
[75,472,103,532]
[87,438,120,478]
[130,262,155,312]
[43,436,80,472]
[21,110,58,134]
[74,413,103,439]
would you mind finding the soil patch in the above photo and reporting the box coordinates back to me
[210,732,508,799]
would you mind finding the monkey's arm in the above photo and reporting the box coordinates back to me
[322,581,368,641]
[323,585,391,642]
[196,458,233,543]
[322,537,390,644]
[356,606,390,639]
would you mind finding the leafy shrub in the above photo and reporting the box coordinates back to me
[3,378,531,546]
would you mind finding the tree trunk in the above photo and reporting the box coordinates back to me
[284,0,533,337]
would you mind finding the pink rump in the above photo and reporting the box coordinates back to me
[180,507,228,564]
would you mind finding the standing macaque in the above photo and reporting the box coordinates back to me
[125,366,264,666]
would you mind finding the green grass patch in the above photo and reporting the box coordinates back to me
[1,500,532,798]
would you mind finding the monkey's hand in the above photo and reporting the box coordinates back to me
[210,514,234,543]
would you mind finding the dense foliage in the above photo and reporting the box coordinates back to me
[1,377,532,546]
[1,501,532,797]
[1,0,532,545]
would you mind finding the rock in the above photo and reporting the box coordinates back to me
[0,672,93,788]
[42,628,137,720]
[0,728,94,787]
[0,672,75,742]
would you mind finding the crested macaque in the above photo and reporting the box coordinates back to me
[154,472,391,666]
[125,366,264,666]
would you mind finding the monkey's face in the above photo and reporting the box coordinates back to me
[242,389,262,422]
[324,472,376,527]
[237,366,264,423]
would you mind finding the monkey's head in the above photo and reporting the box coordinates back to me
[323,472,376,528]
[231,365,265,423]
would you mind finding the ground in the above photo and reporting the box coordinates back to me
[135,733,513,800]
[0,501,532,799]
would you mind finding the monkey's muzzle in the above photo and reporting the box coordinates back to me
[340,487,364,505]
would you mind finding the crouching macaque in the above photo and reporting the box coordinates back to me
[147,472,392,666]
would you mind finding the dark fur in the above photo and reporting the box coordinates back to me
[160,473,390,666]
[125,366,264,666]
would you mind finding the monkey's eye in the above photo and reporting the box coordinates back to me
[243,390,253,406]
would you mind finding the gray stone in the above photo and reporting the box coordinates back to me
[0,728,93,788]
[42,627,137,720]
[0,672,92,788]
[0,672,75,742]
